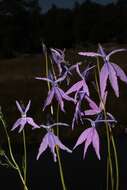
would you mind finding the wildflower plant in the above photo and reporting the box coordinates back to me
[0,43,127,190]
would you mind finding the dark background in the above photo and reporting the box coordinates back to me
[0,0,127,190]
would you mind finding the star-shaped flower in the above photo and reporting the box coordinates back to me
[66,64,94,97]
[73,117,116,160]
[36,72,76,112]
[50,48,66,75]
[84,91,107,115]
[11,100,39,133]
[79,44,127,97]
[37,123,72,162]
[72,90,86,129]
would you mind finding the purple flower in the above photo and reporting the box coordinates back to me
[66,64,94,97]
[72,91,86,129]
[84,91,107,115]
[79,44,127,97]
[37,123,72,162]
[11,100,39,133]
[73,123,100,160]
[36,72,76,112]
[50,48,66,75]
[73,117,116,160]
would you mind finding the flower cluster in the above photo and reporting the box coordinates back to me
[11,44,126,162]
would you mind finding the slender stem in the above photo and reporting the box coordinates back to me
[106,159,109,190]
[56,104,60,136]
[56,146,66,190]
[0,116,28,190]
[110,127,119,190]
[4,153,17,169]
[23,129,27,189]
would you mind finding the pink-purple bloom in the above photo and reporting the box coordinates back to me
[79,44,127,98]
[66,63,93,97]
[11,100,39,133]
[84,91,107,115]
[72,91,86,129]
[36,72,76,112]
[50,48,66,75]
[74,122,100,160]
[37,123,72,162]
[73,117,116,160]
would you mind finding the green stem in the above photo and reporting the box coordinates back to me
[106,159,109,190]
[0,116,28,190]
[23,129,27,189]
[4,153,17,169]
[56,147,67,190]
[110,127,119,190]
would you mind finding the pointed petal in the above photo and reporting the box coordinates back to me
[85,96,99,111]
[78,52,102,57]
[43,88,55,110]
[82,80,89,96]
[83,134,92,159]
[55,88,65,112]
[36,133,48,160]
[11,118,22,131]
[111,62,127,83]
[108,64,119,97]
[58,88,76,103]
[92,128,100,160]
[73,128,92,149]
[35,77,52,83]
[98,44,107,57]
[18,118,27,133]
[25,100,31,113]
[54,135,72,153]
[49,123,69,128]
[84,109,99,115]
[27,117,40,129]
[66,80,83,95]
[107,49,127,60]
[56,72,67,83]
[48,132,57,162]
[99,63,109,98]
[16,101,23,114]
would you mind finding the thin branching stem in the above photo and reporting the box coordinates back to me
[0,115,28,190]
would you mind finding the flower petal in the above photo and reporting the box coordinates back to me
[85,96,99,111]
[111,62,127,83]
[54,135,72,153]
[27,117,40,129]
[37,133,48,160]
[55,88,65,112]
[92,128,100,160]
[66,80,84,95]
[16,101,23,114]
[108,63,119,97]
[84,109,99,115]
[58,88,75,103]
[43,88,55,110]
[99,63,109,98]
[107,49,127,61]
[78,52,102,57]
[18,118,27,132]
[25,100,31,113]
[73,128,92,149]
[11,118,22,131]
